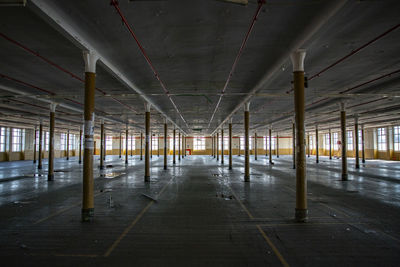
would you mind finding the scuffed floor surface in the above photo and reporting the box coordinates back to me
[0,155,399,266]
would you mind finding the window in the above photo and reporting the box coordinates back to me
[265,136,276,150]
[394,126,400,151]
[60,133,67,150]
[358,130,363,151]
[218,137,229,150]
[12,128,23,152]
[333,132,339,150]
[68,134,75,151]
[194,137,205,150]
[152,136,158,151]
[377,127,387,151]
[324,134,330,150]
[0,127,6,152]
[169,137,179,151]
[106,135,112,151]
[347,131,353,151]
[309,135,314,149]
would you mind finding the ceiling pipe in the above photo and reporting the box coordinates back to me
[211,0,348,135]
[29,0,186,134]
[0,32,138,113]
[207,0,265,128]
[109,0,189,130]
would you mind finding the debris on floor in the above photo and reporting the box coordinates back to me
[141,193,158,202]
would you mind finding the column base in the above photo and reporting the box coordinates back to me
[48,174,54,181]
[79,160,82,164]
[355,165,360,169]
[277,155,279,158]
[342,174,348,181]
[38,165,42,170]
[144,176,150,182]
[67,158,69,161]
[81,208,94,222]
[295,208,308,222]
[244,175,250,182]
[362,159,366,163]
[229,166,232,170]
[99,166,104,170]
[316,160,319,163]
[164,166,167,170]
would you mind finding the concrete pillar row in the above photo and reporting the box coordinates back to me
[145,103,151,182]
[221,128,224,164]
[276,133,279,158]
[33,126,37,164]
[164,121,167,170]
[254,132,258,160]
[79,125,83,164]
[82,50,98,222]
[38,118,43,170]
[229,119,232,170]
[361,124,366,164]
[291,49,307,222]
[119,131,122,158]
[354,114,360,169]
[173,128,176,165]
[340,102,348,181]
[125,126,128,165]
[292,121,295,169]
[329,128,332,160]
[48,103,57,181]
[178,131,181,161]
[244,101,250,182]
[140,132,143,160]
[67,128,70,161]
[315,125,319,164]
[269,128,272,164]
[216,132,219,161]
[100,119,104,170]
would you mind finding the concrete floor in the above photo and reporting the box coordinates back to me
[0,154,400,266]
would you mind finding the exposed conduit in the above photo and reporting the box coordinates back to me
[207,0,265,129]
[0,32,138,113]
[110,0,189,129]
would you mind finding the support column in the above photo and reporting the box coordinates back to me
[145,103,151,182]
[292,121,295,169]
[158,134,160,157]
[307,134,310,158]
[244,102,250,182]
[38,119,43,170]
[100,119,104,170]
[276,133,279,158]
[66,128,70,160]
[183,136,185,158]
[214,135,216,158]
[238,135,241,156]
[340,102,348,181]
[254,132,258,160]
[79,125,83,164]
[216,132,219,161]
[125,126,128,165]
[164,120,167,170]
[48,103,56,181]
[291,49,307,222]
[150,132,153,159]
[33,126,37,164]
[140,132,143,160]
[361,124,366,163]
[82,50,98,222]
[173,128,176,164]
[315,125,319,163]
[131,132,133,157]
[211,135,214,157]
[221,128,224,164]
[229,119,232,170]
[269,128,272,164]
[119,131,122,158]
[354,114,360,169]
[178,131,181,161]
[103,132,106,161]
[329,128,332,160]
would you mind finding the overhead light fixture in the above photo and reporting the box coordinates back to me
[0,0,26,6]
[216,0,248,6]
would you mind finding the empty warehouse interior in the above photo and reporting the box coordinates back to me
[1,0,400,265]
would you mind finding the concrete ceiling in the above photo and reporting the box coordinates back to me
[0,0,399,136]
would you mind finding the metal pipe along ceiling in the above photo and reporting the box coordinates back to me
[0,32,138,114]
[207,0,265,129]
[110,0,189,129]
